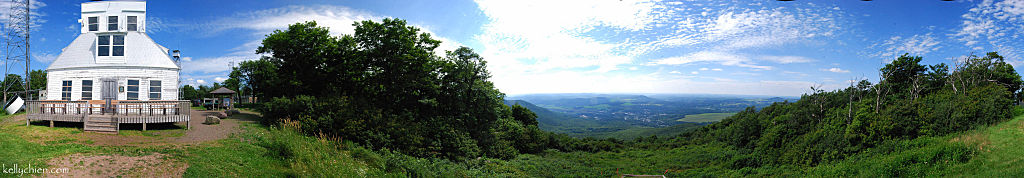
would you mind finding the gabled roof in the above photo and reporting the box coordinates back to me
[209,87,237,94]
[46,32,179,70]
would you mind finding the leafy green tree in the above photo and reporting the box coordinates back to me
[257,21,357,97]
[29,70,45,91]
[181,85,199,101]
[230,57,281,102]
[880,54,927,97]
[510,104,539,126]
[2,74,24,92]
[255,19,517,160]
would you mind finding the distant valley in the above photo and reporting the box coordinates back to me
[505,93,797,139]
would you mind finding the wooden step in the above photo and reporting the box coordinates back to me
[86,119,117,123]
[84,124,116,129]
[84,125,117,132]
[84,114,119,134]
[85,129,117,134]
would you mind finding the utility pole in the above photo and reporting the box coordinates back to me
[3,0,31,108]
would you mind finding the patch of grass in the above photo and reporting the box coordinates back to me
[944,113,1024,177]
[805,113,1024,177]
[181,124,378,177]
[582,104,611,110]
[0,117,98,177]
[676,113,734,123]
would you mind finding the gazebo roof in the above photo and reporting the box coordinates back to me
[209,87,237,94]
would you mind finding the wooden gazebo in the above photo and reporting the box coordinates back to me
[209,87,236,110]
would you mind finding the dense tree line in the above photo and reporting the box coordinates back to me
[231,18,1024,167]
[234,19,629,160]
[0,70,46,101]
[681,52,1022,167]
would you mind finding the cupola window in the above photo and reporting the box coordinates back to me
[98,35,125,57]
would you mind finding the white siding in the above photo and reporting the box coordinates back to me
[46,67,178,101]
[81,1,146,33]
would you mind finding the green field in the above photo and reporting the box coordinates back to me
[676,112,734,123]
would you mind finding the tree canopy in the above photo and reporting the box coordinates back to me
[248,19,553,160]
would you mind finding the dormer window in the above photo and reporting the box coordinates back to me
[88,17,98,31]
[127,16,137,31]
[98,35,124,57]
[107,16,118,31]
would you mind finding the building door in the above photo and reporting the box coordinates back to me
[102,79,117,100]
[101,79,117,113]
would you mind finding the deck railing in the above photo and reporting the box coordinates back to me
[25,100,192,123]
[25,100,89,122]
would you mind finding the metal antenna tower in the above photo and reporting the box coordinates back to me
[3,0,30,106]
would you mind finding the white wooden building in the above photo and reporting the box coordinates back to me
[46,0,179,101]
[26,1,190,133]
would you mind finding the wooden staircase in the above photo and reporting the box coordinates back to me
[84,115,118,134]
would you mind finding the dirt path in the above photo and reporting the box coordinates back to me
[175,110,259,143]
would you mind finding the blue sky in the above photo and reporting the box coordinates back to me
[19,0,1024,96]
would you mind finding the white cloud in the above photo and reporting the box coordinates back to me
[870,33,942,60]
[207,5,379,37]
[699,67,709,71]
[181,57,192,62]
[821,67,850,73]
[632,3,844,54]
[214,77,228,83]
[0,0,47,29]
[783,71,809,77]
[473,0,845,95]
[475,0,656,73]
[197,80,207,85]
[690,71,699,74]
[761,56,814,64]
[186,5,463,77]
[955,0,1024,65]
[669,70,681,74]
[32,52,57,63]
[651,51,773,70]
[181,56,250,74]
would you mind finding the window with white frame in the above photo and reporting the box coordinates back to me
[149,80,161,100]
[107,16,118,31]
[62,81,72,101]
[127,80,139,100]
[88,17,98,31]
[97,35,124,57]
[127,16,138,31]
[82,80,93,100]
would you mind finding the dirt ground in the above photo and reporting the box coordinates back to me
[44,153,187,178]
[4,109,261,177]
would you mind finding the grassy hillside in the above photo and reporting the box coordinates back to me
[676,112,734,123]
[505,100,704,139]
[3,109,1024,177]
[504,100,604,130]
[806,112,1024,176]
[484,111,1024,176]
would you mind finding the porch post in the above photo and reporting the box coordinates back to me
[143,122,147,131]
[49,120,53,127]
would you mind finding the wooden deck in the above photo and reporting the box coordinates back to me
[25,100,192,132]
